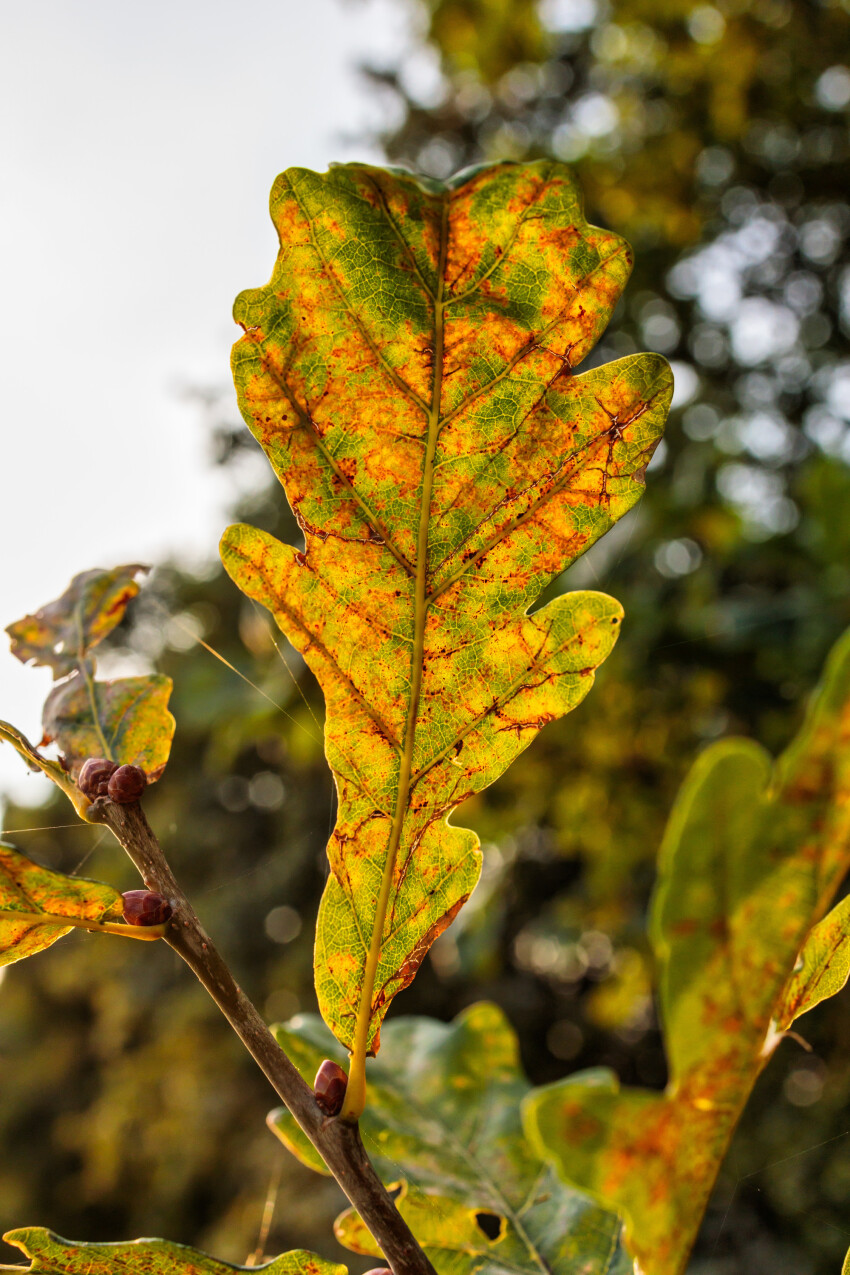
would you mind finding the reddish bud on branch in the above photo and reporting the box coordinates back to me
[314,1059,348,1115]
[108,764,147,804]
[77,757,118,799]
[122,889,172,927]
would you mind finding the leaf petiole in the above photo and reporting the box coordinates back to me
[0,720,92,821]
[0,907,168,941]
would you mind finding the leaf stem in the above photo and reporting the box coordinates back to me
[0,908,166,940]
[76,607,113,760]
[341,199,449,1123]
[88,799,436,1275]
[0,721,92,821]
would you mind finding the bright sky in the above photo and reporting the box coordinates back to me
[0,0,410,801]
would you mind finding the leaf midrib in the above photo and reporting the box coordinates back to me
[342,196,451,1114]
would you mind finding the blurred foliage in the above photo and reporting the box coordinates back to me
[526,627,850,1273]
[2,0,850,1271]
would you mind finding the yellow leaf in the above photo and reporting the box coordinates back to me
[220,161,671,1112]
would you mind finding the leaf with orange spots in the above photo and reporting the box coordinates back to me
[6,566,145,678]
[776,892,850,1028]
[4,567,175,788]
[0,840,123,966]
[268,1003,634,1275]
[219,160,671,1113]
[3,1228,346,1275]
[42,671,174,782]
[523,627,850,1275]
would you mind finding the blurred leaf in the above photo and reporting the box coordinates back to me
[43,672,175,781]
[524,627,850,1275]
[221,160,670,1088]
[2,1228,346,1275]
[6,566,145,679]
[776,894,850,1029]
[269,1003,633,1275]
[4,568,175,789]
[0,842,123,967]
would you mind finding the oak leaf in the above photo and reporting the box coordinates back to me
[2,1228,346,1275]
[7,566,145,679]
[523,627,850,1275]
[0,841,123,966]
[5,566,175,784]
[220,161,671,1085]
[269,1003,634,1275]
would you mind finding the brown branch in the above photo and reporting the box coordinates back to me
[87,798,435,1275]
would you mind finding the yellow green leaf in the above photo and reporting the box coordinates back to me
[776,893,850,1029]
[269,1003,633,1275]
[43,672,175,781]
[523,627,850,1275]
[6,566,145,679]
[4,567,175,792]
[2,1228,345,1275]
[0,841,124,966]
[221,160,671,1109]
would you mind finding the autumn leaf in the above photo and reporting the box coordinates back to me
[776,893,850,1028]
[523,627,850,1275]
[2,1228,346,1275]
[5,566,175,785]
[220,160,672,1112]
[7,566,146,678]
[43,672,174,780]
[0,841,125,966]
[269,1003,633,1275]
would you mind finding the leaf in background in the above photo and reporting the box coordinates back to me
[43,673,175,780]
[5,566,175,786]
[524,627,850,1275]
[269,1002,633,1275]
[3,1228,346,1275]
[220,161,671,1101]
[0,842,123,966]
[6,566,145,679]
[776,893,850,1028]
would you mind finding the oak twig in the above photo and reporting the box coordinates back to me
[87,798,435,1275]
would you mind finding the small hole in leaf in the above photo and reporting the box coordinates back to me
[475,1212,504,1242]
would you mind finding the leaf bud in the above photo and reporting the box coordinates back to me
[107,764,147,804]
[122,889,172,927]
[78,757,119,799]
[314,1059,347,1115]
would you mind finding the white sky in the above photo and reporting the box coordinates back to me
[0,0,411,801]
